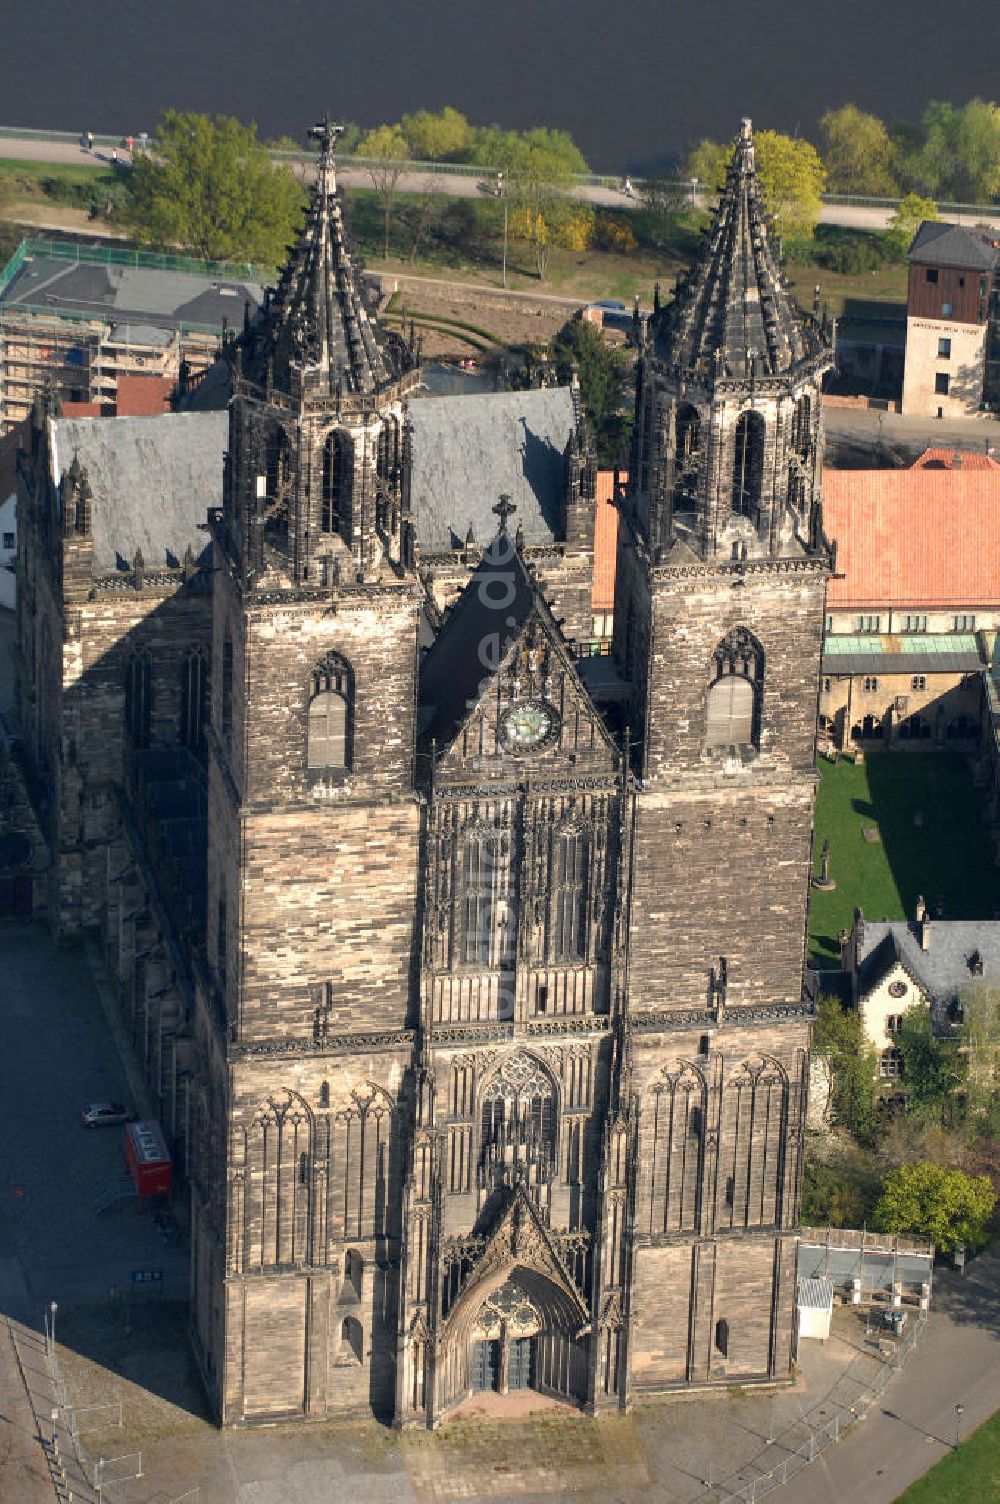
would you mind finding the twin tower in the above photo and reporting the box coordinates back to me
[185,118,834,1427]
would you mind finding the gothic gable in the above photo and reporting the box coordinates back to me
[420,533,618,784]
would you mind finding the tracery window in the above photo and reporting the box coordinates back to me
[124,650,153,749]
[550,824,588,961]
[307,653,353,772]
[179,647,209,758]
[457,825,513,968]
[705,628,763,752]
[732,410,765,518]
[322,431,351,536]
[479,1055,557,1176]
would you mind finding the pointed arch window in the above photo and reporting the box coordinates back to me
[124,650,152,749]
[706,629,763,752]
[179,648,209,758]
[551,823,589,961]
[322,431,351,535]
[479,1055,556,1179]
[457,826,513,968]
[308,653,353,772]
[674,403,701,507]
[732,410,765,518]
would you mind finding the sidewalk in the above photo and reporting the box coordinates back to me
[4,1316,96,1503]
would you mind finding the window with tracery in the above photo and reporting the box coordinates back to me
[322,431,351,535]
[457,826,513,968]
[179,648,209,758]
[732,410,765,518]
[479,1055,557,1179]
[706,628,763,752]
[550,825,589,961]
[124,651,153,748]
[308,653,353,772]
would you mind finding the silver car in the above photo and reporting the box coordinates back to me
[80,1101,131,1128]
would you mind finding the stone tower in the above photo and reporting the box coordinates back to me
[190,122,424,1422]
[610,118,835,1389]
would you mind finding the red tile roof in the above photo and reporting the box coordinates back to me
[61,400,103,418]
[910,447,1000,471]
[115,375,173,416]
[825,468,1000,609]
[593,470,622,611]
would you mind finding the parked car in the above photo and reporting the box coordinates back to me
[80,1102,133,1128]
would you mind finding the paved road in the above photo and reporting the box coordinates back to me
[778,1251,1000,1504]
[5,133,1000,232]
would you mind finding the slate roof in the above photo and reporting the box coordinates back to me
[857,919,1000,1011]
[408,388,576,552]
[49,412,227,571]
[908,221,1000,272]
[1,255,260,334]
[247,129,404,398]
[821,633,983,675]
[652,118,828,379]
[419,534,536,750]
[824,469,1000,608]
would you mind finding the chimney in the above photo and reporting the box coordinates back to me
[915,895,932,951]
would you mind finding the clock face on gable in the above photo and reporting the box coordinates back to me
[499,700,559,754]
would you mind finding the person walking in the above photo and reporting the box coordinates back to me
[126,134,133,155]
[86,130,94,153]
[111,146,118,166]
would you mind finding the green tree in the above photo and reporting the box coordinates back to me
[885,192,939,258]
[400,106,473,162]
[474,126,588,279]
[820,105,898,195]
[873,1161,996,1251]
[895,1008,962,1120]
[813,995,878,1142]
[357,123,410,260]
[801,1159,874,1228]
[551,315,631,465]
[120,111,305,264]
[912,99,1000,202]
[685,132,826,237]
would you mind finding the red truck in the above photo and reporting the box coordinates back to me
[124,1119,172,1198]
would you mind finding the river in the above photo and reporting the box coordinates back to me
[2,0,996,173]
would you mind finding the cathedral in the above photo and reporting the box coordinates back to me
[13,117,833,1425]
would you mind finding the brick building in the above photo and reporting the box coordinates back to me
[900,221,1000,418]
[14,119,827,1425]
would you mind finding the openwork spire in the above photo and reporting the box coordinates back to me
[656,118,824,380]
[251,116,398,398]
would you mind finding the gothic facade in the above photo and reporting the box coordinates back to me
[13,118,832,1426]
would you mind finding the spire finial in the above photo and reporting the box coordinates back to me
[492,494,517,534]
[308,115,345,195]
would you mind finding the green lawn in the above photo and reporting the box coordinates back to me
[808,751,999,968]
[892,1409,1000,1503]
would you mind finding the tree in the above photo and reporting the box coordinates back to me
[801,1159,873,1228]
[551,315,631,464]
[885,192,939,258]
[812,996,878,1143]
[820,105,898,196]
[873,1161,996,1251]
[120,111,305,264]
[895,1008,962,1121]
[400,107,473,162]
[685,131,826,237]
[473,126,589,279]
[911,99,1000,203]
[357,123,410,260]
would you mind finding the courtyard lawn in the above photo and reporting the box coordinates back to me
[891,1409,1000,1503]
[808,751,999,968]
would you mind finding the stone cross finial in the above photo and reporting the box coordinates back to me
[492,494,517,534]
[309,116,345,195]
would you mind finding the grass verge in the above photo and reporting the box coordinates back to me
[891,1409,999,1503]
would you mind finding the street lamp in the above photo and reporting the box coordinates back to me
[955,1402,965,1448]
[49,1299,58,1350]
[497,171,509,291]
[691,176,699,211]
